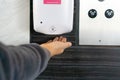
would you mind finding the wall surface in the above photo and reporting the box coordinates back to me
[0,0,30,45]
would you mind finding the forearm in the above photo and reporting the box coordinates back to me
[0,43,51,80]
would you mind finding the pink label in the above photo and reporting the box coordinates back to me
[44,0,61,4]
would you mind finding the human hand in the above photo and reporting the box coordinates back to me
[40,36,72,57]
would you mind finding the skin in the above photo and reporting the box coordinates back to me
[40,36,72,57]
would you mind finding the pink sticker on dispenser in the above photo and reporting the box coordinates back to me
[44,0,61,4]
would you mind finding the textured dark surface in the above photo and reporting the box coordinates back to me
[30,0,120,80]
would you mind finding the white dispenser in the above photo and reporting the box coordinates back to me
[33,0,74,35]
[79,0,120,45]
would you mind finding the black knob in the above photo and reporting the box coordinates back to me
[98,0,104,2]
[88,9,97,18]
[105,9,114,18]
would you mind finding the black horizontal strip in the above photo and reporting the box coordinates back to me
[37,76,120,80]
[48,61,120,67]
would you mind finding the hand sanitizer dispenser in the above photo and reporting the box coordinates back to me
[79,0,120,45]
[33,0,74,35]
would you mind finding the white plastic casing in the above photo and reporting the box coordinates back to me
[33,0,74,35]
[79,0,120,45]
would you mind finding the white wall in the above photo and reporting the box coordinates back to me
[0,0,30,45]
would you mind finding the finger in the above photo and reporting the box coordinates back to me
[47,40,52,43]
[53,37,59,41]
[61,37,67,42]
[61,42,72,49]
[58,36,63,41]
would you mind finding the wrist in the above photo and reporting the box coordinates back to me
[40,44,53,57]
